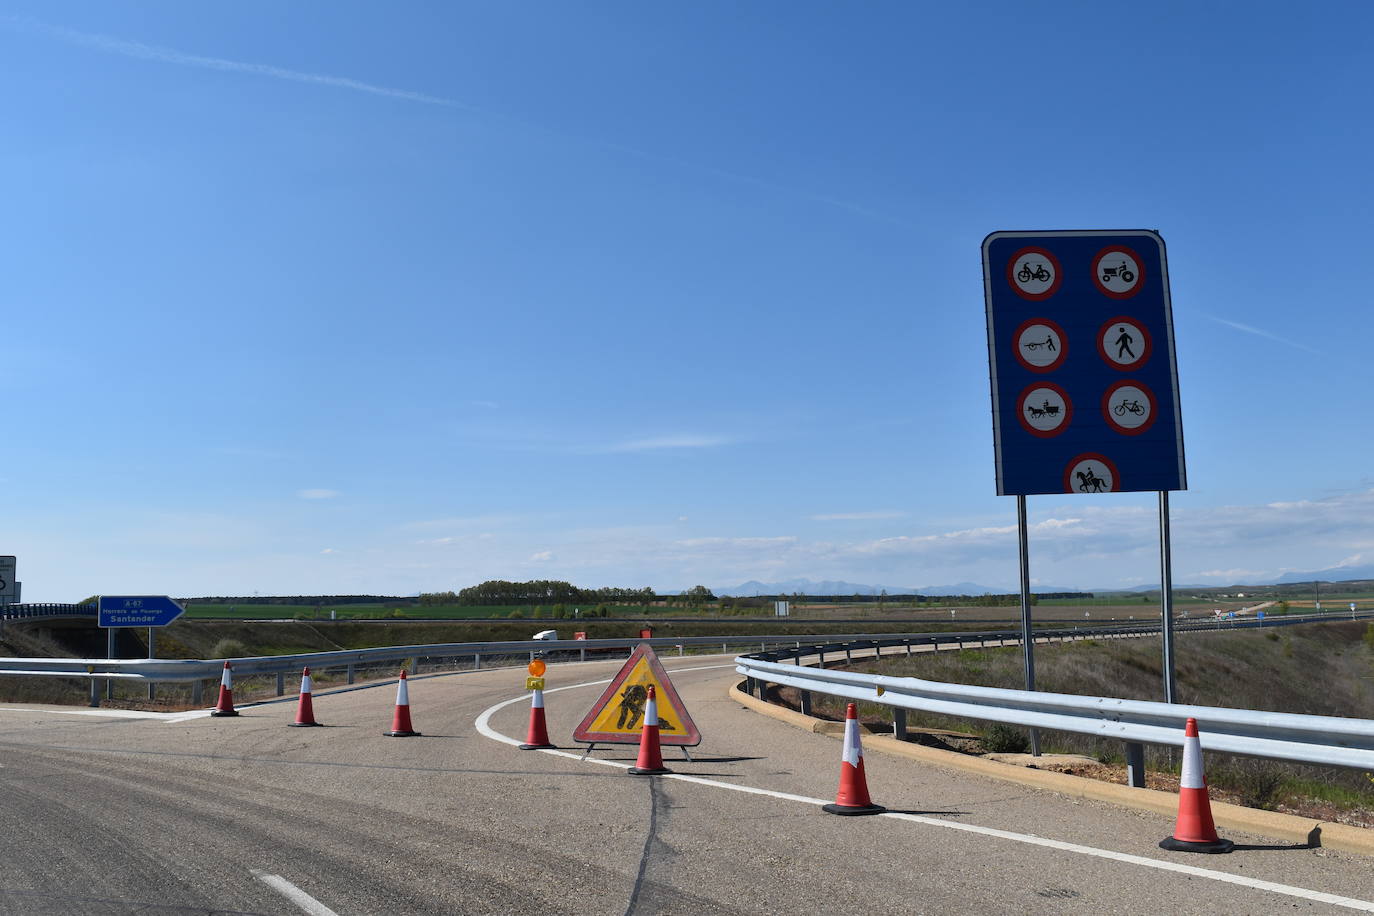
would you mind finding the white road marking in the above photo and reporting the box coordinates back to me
[475,669,1374,914]
[251,870,341,916]
[0,706,212,723]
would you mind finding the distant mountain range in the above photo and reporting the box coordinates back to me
[702,564,1374,598]
[1274,563,1374,585]
[713,578,1024,597]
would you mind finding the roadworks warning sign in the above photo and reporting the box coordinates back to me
[572,643,701,746]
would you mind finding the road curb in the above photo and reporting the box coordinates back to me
[728,681,1374,857]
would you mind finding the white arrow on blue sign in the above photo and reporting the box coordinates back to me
[98,595,186,628]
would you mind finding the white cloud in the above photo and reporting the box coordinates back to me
[298,489,339,500]
[529,550,553,562]
[601,434,730,453]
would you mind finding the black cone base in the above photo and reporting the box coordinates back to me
[210,709,239,717]
[384,729,422,737]
[1159,836,1234,854]
[822,803,887,816]
[628,766,672,775]
[520,743,557,750]
[288,721,323,727]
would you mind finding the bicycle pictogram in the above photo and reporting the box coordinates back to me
[1017,262,1052,284]
[1113,398,1145,417]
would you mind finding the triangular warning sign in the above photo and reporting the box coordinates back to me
[573,644,701,746]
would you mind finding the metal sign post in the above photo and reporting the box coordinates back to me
[1016,495,1041,755]
[1159,491,1177,704]
[984,229,1186,709]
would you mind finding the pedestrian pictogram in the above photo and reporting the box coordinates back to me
[1093,245,1145,299]
[526,676,546,691]
[572,644,701,747]
[1016,383,1072,437]
[1014,319,1067,372]
[1064,453,1119,493]
[1007,247,1062,300]
[1102,380,1157,435]
[1098,317,1151,370]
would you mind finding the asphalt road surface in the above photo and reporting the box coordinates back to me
[3,654,1374,915]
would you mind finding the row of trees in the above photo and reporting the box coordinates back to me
[420,580,658,607]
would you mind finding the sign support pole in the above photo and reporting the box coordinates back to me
[106,627,116,701]
[1159,490,1177,703]
[1016,495,1042,756]
[147,627,157,701]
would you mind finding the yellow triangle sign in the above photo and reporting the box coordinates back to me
[572,644,701,746]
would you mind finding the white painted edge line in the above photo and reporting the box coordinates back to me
[252,869,341,916]
[475,668,1374,914]
[0,706,213,723]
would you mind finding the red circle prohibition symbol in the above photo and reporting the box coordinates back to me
[1101,379,1159,436]
[1092,245,1146,300]
[1007,247,1063,301]
[1063,453,1121,494]
[1013,317,1068,373]
[1015,381,1073,438]
[1097,316,1152,371]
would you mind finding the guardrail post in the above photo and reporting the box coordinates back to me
[678,645,684,657]
[744,676,756,696]
[1125,742,1146,788]
[905,640,912,657]
[89,678,100,708]
[799,689,812,716]
[893,707,907,742]
[845,646,853,664]
[410,656,419,674]
[816,650,825,668]
[192,679,203,706]
[347,664,356,685]
[580,647,586,662]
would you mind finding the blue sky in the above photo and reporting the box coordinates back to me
[4,2,1374,601]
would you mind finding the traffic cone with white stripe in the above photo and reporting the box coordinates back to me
[1159,718,1234,853]
[383,669,421,737]
[519,686,555,750]
[210,661,238,717]
[288,667,321,727]
[627,684,671,775]
[822,702,885,815]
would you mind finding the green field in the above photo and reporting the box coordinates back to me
[181,603,660,621]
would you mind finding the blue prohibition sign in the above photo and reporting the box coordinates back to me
[982,230,1186,497]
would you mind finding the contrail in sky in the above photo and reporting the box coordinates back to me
[1200,313,1321,354]
[7,17,909,227]
[11,18,470,109]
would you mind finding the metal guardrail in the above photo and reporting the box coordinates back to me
[0,603,93,620]
[735,613,1374,771]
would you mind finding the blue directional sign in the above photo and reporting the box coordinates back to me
[98,595,186,628]
[982,230,1186,496]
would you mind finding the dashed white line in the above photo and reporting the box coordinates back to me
[476,668,1374,914]
[252,869,341,916]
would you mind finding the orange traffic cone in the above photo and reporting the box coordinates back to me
[383,669,421,737]
[519,686,555,750]
[627,684,672,775]
[822,702,885,815]
[1160,718,1233,853]
[288,667,321,727]
[210,661,238,717]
